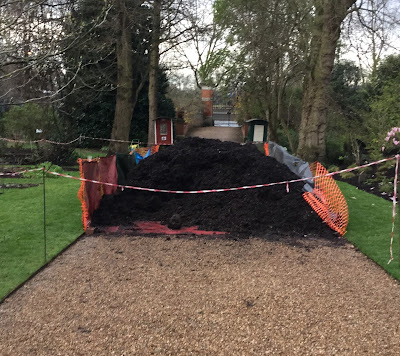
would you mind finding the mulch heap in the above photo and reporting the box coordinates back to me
[91,137,336,239]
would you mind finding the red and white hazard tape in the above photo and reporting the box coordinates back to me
[80,135,133,144]
[47,156,397,194]
[388,155,399,264]
[0,135,143,145]
[48,170,304,193]
[317,156,396,179]
[0,168,42,177]
[0,137,81,145]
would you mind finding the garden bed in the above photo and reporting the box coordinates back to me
[336,160,397,202]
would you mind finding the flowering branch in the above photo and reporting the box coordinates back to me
[382,127,400,152]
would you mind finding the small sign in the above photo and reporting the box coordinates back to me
[36,129,43,133]
[161,136,167,141]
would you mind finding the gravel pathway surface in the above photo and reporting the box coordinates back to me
[187,126,243,142]
[1,235,400,355]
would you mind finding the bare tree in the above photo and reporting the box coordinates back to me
[214,0,312,144]
[147,0,196,145]
[343,0,400,81]
[0,1,76,105]
[109,0,136,153]
[0,0,118,108]
[172,0,229,89]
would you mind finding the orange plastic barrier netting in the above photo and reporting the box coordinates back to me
[303,162,349,236]
[77,159,89,230]
[264,143,269,156]
[77,156,118,230]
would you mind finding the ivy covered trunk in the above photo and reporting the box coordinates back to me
[110,0,133,154]
[297,0,356,162]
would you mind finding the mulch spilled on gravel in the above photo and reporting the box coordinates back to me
[92,137,335,239]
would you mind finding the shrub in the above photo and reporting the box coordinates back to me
[39,144,78,166]
[340,171,356,179]
[23,162,64,179]
[340,163,357,179]
[378,181,393,194]
[2,103,57,141]
[327,165,340,173]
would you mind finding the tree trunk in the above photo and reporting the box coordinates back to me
[278,78,295,152]
[110,0,133,154]
[267,108,279,143]
[147,0,161,145]
[297,0,356,162]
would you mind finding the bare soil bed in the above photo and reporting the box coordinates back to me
[1,235,400,355]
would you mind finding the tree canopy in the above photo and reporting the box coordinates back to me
[0,0,399,162]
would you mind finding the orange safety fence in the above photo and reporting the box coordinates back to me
[77,159,89,230]
[77,156,118,230]
[264,143,269,156]
[303,162,349,236]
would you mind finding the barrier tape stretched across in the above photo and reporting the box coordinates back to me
[0,135,143,145]
[48,156,396,194]
[6,154,397,256]
[80,135,133,144]
[0,168,42,177]
[0,137,81,145]
[48,170,313,193]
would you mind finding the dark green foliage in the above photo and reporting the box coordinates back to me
[365,55,400,155]
[325,134,347,166]
[60,0,118,144]
[72,92,116,147]
[331,60,367,115]
[60,0,174,147]
[2,103,57,141]
[39,144,78,166]
[327,61,369,165]
[130,69,175,143]
[372,54,400,94]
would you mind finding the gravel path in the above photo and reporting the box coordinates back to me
[1,235,400,355]
[187,126,243,142]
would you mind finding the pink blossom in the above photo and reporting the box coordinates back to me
[393,139,399,146]
[385,136,390,141]
[382,146,386,152]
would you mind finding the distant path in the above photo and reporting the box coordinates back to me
[187,126,243,143]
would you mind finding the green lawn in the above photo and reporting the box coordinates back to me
[338,181,400,280]
[0,172,83,300]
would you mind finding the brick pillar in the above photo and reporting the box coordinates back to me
[201,86,213,121]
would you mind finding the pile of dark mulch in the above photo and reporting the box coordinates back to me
[92,138,336,239]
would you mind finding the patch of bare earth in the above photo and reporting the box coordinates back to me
[1,235,400,355]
